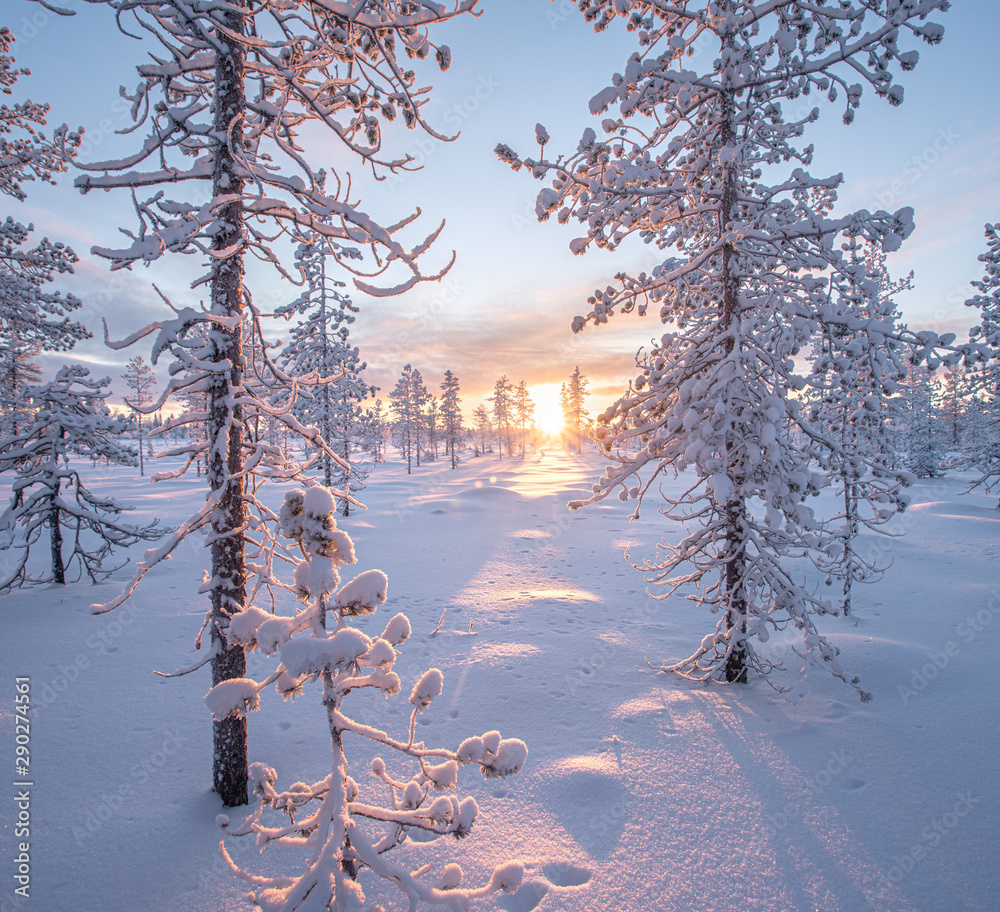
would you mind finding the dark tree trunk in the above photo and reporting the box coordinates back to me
[843,477,857,617]
[137,415,144,476]
[719,77,748,685]
[49,493,64,585]
[722,500,749,684]
[208,1,249,808]
[341,440,350,517]
[11,358,19,438]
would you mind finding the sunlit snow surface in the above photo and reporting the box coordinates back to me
[1,448,997,911]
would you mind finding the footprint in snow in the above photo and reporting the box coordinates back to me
[840,778,867,791]
[823,703,851,721]
[542,862,592,887]
[499,881,549,912]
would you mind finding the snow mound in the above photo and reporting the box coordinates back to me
[612,688,684,722]
[471,642,542,665]
[905,501,1000,521]
[542,861,592,887]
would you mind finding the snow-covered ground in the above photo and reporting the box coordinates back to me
[1,448,997,912]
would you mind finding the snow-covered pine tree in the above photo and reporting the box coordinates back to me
[160,319,213,476]
[938,365,967,452]
[514,380,535,457]
[426,395,440,461]
[968,224,1000,353]
[210,485,527,910]
[0,341,40,439]
[440,370,463,468]
[79,0,476,806]
[278,230,376,514]
[498,0,957,697]
[389,376,414,472]
[897,367,945,478]
[803,240,913,616]
[963,222,1000,503]
[120,355,157,476]
[0,365,164,589]
[472,404,492,456]
[0,214,89,407]
[365,398,389,464]
[490,376,514,458]
[0,25,88,437]
[389,364,429,475]
[411,368,431,466]
[564,366,589,453]
[959,385,1000,505]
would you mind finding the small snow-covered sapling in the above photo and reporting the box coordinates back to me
[208,487,528,910]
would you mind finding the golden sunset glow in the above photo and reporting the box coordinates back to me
[530,383,565,437]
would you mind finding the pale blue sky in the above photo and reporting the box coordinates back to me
[7,0,999,414]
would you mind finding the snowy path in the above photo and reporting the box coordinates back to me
[0,450,997,912]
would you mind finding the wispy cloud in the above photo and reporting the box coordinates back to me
[352,275,659,410]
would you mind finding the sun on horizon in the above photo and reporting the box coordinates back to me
[530,383,566,438]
